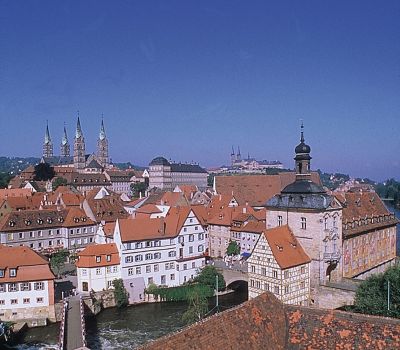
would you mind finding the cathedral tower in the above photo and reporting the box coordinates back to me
[42,122,53,158]
[60,124,70,157]
[97,118,109,167]
[73,116,86,169]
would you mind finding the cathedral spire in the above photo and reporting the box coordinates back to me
[44,121,51,144]
[99,115,106,140]
[61,122,70,157]
[76,112,83,139]
[62,123,68,145]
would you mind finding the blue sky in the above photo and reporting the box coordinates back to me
[0,1,399,181]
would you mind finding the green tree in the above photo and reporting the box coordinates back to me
[130,181,148,198]
[50,249,70,278]
[33,163,55,181]
[182,289,209,324]
[226,240,240,256]
[194,265,226,291]
[113,279,129,308]
[52,177,67,190]
[0,172,12,188]
[353,266,400,318]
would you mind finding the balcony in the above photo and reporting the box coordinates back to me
[323,251,341,263]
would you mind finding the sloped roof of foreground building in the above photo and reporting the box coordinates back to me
[138,292,400,350]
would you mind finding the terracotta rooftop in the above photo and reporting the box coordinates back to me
[76,243,120,268]
[139,292,400,350]
[0,245,55,282]
[118,206,192,242]
[0,188,32,199]
[264,225,311,269]
[334,191,398,237]
[215,172,321,207]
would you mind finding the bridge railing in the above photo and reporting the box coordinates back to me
[79,295,87,348]
[58,299,68,350]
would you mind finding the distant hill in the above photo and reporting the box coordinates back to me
[0,156,40,175]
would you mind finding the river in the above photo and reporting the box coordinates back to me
[11,289,248,350]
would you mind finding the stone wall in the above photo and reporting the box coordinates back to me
[315,284,356,309]
[0,305,56,325]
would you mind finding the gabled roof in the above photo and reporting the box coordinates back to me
[215,172,321,207]
[118,207,191,242]
[263,225,310,269]
[0,188,32,199]
[76,243,119,268]
[160,192,189,207]
[0,245,55,282]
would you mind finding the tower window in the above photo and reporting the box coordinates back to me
[301,217,307,230]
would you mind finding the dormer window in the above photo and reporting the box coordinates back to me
[96,256,101,263]
[0,269,4,278]
[106,255,111,262]
[47,218,53,224]
[9,268,16,277]
[9,220,15,227]
[25,219,31,226]
[74,217,80,223]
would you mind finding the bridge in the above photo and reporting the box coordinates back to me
[59,295,88,350]
[213,259,248,289]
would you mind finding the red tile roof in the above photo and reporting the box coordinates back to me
[0,245,55,282]
[76,243,120,268]
[263,225,311,269]
[139,292,400,350]
[215,172,321,206]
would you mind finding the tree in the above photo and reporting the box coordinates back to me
[33,163,55,181]
[0,172,12,188]
[130,181,148,198]
[194,265,226,291]
[113,279,129,308]
[50,249,70,278]
[353,266,400,318]
[182,289,209,324]
[226,240,240,256]
[52,177,67,190]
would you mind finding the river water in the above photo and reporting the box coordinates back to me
[12,289,247,350]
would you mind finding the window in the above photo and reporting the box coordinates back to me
[183,228,187,233]
[189,246,193,254]
[107,280,113,288]
[198,245,204,253]
[9,283,18,292]
[170,273,175,281]
[135,267,141,275]
[0,300,4,305]
[195,226,198,231]
[278,215,283,226]
[128,268,133,276]
[145,241,152,248]
[135,255,143,262]
[30,231,34,238]
[48,230,53,236]
[146,265,151,273]
[36,297,44,303]
[178,236,184,244]
[135,242,141,249]
[284,271,289,279]
[11,299,18,305]
[324,218,328,230]
[23,298,30,304]
[301,266,306,274]
[264,283,269,291]
[145,253,153,260]
[301,217,307,230]
[19,232,24,239]
[125,256,133,263]
[7,233,13,241]
[0,270,4,278]
[261,267,266,276]
[0,284,5,292]
[183,264,187,270]
[161,275,166,285]
[168,251,176,257]
[20,282,31,291]
[48,240,53,246]
[284,285,289,294]
[148,277,153,285]
[95,268,101,275]
[34,282,44,291]
[273,270,278,278]
[189,234,194,242]
[113,266,118,273]
[300,281,305,289]
[198,233,204,240]
[10,268,16,277]
[154,264,159,272]
[274,286,279,295]
[106,266,112,274]
[250,279,255,287]
[251,265,255,273]
[154,252,161,259]
[154,240,161,247]
[82,269,87,276]
[192,262,195,269]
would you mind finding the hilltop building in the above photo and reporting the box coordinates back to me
[227,145,283,171]
[148,157,207,191]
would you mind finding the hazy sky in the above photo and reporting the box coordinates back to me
[0,1,399,181]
